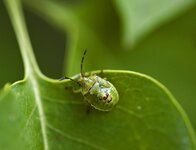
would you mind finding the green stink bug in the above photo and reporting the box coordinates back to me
[60,49,119,111]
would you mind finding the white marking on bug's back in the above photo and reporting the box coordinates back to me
[89,82,99,95]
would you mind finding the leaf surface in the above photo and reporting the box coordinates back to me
[0,71,195,150]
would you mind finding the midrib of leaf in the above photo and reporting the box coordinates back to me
[4,0,49,149]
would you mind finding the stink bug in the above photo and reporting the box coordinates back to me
[60,49,119,111]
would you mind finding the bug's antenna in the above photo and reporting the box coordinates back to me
[80,49,87,77]
[59,76,81,86]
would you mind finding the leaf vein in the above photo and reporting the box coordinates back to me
[46,123,105,150]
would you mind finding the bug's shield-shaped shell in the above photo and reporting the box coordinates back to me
[79,75,119,111]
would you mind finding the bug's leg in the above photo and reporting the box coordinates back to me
[83,98,93,114]
[98,69,107,79]
[64,85,81,93]
[73,88,82,93]
[85,70,105,78]
[99,69,104,76]
[86,104,92,114]
[83,71,92,77]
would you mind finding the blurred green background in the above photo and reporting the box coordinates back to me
[0,0,196,131]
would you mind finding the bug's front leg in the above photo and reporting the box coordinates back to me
[73,88,82,93]
[83,97,93,114]
[85,70,106,78]
[64,85,81,94]
[97,70,107,80]
[86,104,93,114]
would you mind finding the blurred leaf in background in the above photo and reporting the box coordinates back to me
[115,0,195,46]
[0,1,23,87]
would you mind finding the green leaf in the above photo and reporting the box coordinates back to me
[1,70,196,150]
[1,0,195,149]
[114,0,196,45]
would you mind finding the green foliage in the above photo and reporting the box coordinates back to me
[1,70,196,150]
[0,0,196,149]
[115,0,195,45]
